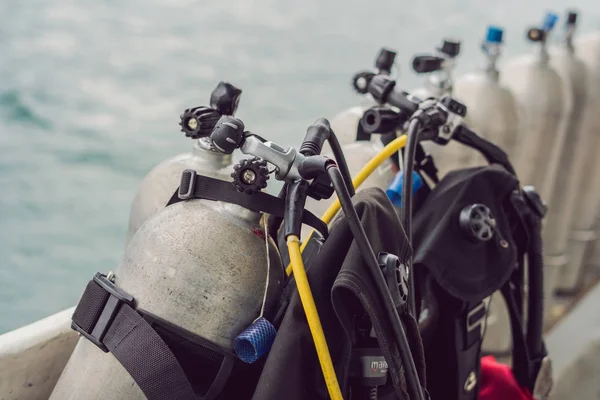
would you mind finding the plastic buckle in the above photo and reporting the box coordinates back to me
[178,169,197,200]
[71,273,135,353]
[466,301,487,338]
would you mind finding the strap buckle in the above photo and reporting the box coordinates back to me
[178,169,197,200]
[71,273,135,352]
[466,301,487,338]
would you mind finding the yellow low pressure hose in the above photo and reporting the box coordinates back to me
[285,134,408,276]
[287,235,343,400]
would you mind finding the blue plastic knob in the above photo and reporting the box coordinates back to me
[542,12,559,32]
[486,26,504,44]
[234,317,277,364]
[386,171,423,207]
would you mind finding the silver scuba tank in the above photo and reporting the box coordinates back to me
[541,12,588,302]
[452,27,520,356]
[125,82,240,245]
[329,47,397,148]
[410,38,463,177]
[499,13,564,204]
[51,181,284,399]
[453,26,520,167]
[558,30,600,292]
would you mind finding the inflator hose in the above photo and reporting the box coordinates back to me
[327,165,426,400]
[327,131,355,196]
[454,126,516,175]
[402,119,422,317]
[287,235,343,400]
[284,135,408,276]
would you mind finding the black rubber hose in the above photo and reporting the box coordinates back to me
[454,125,516,175]
[402,118,422,317]
[327,165,425,400]
[526,215,544,358]
[284,180,310,239]
[326,130,355,196]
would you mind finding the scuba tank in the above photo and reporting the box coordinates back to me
[305,50,398,222]
[451,27,520,356]
[51,109,284,400]
[329,47,397,147]
[410,38,464,177]
[558,30,600,292]
[541,12,588,305]
[499,12,565,203]
[125,82,240,245]
[453,26,520,167]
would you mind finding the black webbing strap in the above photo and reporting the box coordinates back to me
[166,171,328,240]
[500,282,532,389]
[455,301,486,400]
[71,273,232,400]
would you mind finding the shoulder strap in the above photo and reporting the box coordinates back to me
[166,170,328,239]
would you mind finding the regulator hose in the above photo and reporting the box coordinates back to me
[327,165,425,400]
[287,235,343,400]
[401,119,422,316]
[327,130,355,196]
[285,134,408,276]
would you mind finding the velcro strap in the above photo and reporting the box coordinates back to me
[166,171,328,239]
[71,273,232,400]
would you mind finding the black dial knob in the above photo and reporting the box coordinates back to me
[439,39,461,58]
[210,81,242,116]
[179,106,221,139]
[375,48,397,74]
[459,203,496,242]
[210,116,245,154]
[231,157,270,195]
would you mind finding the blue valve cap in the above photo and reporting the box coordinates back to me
[486,26,504,44]
[386,170,423,208]
[542,12,559,32]
[234,317,277,364]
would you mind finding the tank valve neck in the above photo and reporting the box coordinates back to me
[527,12,559,64]
[481,26,504,81]
[563,11,578,53]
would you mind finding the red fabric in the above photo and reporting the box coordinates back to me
[479,356,534,400]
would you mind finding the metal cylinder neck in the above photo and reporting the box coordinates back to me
[193,137,232,168]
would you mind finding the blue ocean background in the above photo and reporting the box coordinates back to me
[1,0,599,333]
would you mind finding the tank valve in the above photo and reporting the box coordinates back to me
[459,203,496,242]
[179,106,222,139]
[231,157,270,194]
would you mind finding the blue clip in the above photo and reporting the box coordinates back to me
[485,26,504,44]
[234,317,277,364]
[542,12,559,32]
[386,171,423,207]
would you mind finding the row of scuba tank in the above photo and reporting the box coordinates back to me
[134,10,600,322]
[48,8,599,400]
